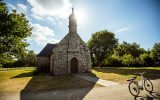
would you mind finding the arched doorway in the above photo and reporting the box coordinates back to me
[70,57,78,73]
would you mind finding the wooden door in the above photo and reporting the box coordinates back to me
[71,58,78,73]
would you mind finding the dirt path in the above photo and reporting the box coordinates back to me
[75,74,120,87]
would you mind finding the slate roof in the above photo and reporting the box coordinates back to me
[37,43,57,57]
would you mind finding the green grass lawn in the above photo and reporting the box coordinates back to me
[0,67,160,95]
[0,67,35,94]
[0,67,98,95]
[88,67,160,84]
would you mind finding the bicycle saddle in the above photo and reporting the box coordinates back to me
[132,77,137,79]
[127,77,137,81]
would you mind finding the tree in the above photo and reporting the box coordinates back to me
[140,53,154,66]
[0,53,14,67]
[114,41,145,58]
[121,54,134,66]
[152,43,160,66]
[13,50,36,67]
[0,0,32,67]
[0,0,7,14]
[105,54,122,67]
[24,50,36,66]
[112,41,146,67]
[88,30,118,67]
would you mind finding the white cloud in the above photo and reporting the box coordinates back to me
[27,23,59,46]
[115,27,129,33]
[46,17,56,25]
[31,14,43,20]
[8,4,17,10]
[17,3,27,13]
[27,0,72,19]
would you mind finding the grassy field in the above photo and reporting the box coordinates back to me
[0,67,160,95]
[0,67,98,95]
[0,67,35,94]
[89,67,160,84]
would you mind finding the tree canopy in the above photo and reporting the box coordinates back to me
[0,0,34,67]
[152,43,160,65]
[114,41,145,58]
[88,30,160,67]
[0,2,32,56]
[88,30,118,67]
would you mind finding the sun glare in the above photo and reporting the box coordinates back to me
[75,10,86,25]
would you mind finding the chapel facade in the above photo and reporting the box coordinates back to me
[37,8,91,75]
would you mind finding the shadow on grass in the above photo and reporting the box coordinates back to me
[11,72,33,78]
[93,67,160,80]
[19,72,98,100]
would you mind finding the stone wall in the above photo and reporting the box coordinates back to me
[52,34,69,75]
[51,32,91,75]
[37,57,50,72]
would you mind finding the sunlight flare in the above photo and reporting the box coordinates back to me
[75,10,86,25]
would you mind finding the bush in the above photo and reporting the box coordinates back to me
[33,69,39,75]
[3,62,14,68]
[140,53,154,66]
[105,55,123,67]
[0,64,2,68]
[121,54,133,66]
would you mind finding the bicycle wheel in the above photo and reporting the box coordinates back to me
[144,79,153,92]
[128,81,140,96]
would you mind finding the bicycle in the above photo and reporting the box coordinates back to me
[127,72,153,96]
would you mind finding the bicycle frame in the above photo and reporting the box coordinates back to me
[140,73,145,88]
[130,73,145,89]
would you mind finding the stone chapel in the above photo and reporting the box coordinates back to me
[37,8,91,75]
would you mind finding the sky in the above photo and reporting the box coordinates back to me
[4,0,160,54]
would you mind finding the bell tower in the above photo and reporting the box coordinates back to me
[68,8,77,34]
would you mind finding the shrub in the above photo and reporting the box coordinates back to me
[140,53,154,66]
[105,55,123,67]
